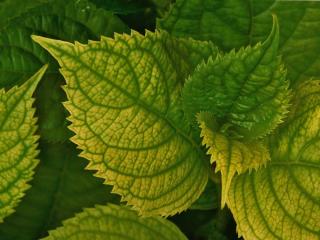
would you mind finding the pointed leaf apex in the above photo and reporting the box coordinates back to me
[30,63,48,82]
[31,35,74,65]
[21,64,48,96]
[220,171,235,208]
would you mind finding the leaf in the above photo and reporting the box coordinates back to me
[158,0,320,87]
[43,204,187,240]
[0,0,129,142]
[183,16,290,139]
[198,112,270,207]
[0,65,47,222]
[32,30,218,216]
[228,79,320,240]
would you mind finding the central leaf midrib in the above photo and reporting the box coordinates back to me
[106,147,194,179]
[267,168,319,234]
[227,29,276,123]
[54,44,202,153]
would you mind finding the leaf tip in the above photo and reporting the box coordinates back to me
[220,171,235,209]
[31,35,74,65]
[22,64,48,94]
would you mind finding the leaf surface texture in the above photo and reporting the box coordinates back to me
[228,79,320,240]
[198,112,270,207]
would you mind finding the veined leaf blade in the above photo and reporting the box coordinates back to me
[228,79,320,240]
[182,16,290,139]
[0,65,47,222]
[32,31,218,216]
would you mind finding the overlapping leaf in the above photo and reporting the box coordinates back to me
[183,16,290,139]
[32,30,218,216]
[44,204,187,240]
[0,65,47,222]
[228,79,320,240]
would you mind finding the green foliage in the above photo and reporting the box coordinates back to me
[228,79,320,240]
[0,0,128,141]
[0,65,47,222]
[182,16,290,138]
[32,30,217,216]
[0,1,128,239]
[198,112,270,207]
[0,140,120,240]
[158,0,320,87]
[0,0,319,239]
[182,16,289,207]
[44,204,187,240]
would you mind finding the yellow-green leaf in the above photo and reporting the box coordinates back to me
[32,31,218,216]
[228,80,320,240]
[0,65,47,222]
[198,112,270,208]
[43,204,187,240]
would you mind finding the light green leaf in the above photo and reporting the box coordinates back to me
[183,16,290,139]
[158,0,320,86]
[198,112,270,208]
[43,204,187,240]
[228,79,320,240]
[32,30,218,216]
[0,65,47,222]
